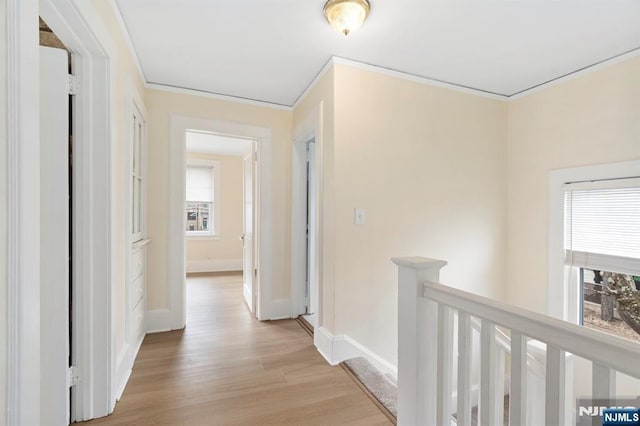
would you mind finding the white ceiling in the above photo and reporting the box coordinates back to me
[186,131,253,156]
[114,1,640,106]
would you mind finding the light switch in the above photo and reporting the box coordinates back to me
[354,208,366,225]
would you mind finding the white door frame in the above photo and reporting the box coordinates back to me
[7,0,115,422]
[290,102,324,323]
[168,115,274,323]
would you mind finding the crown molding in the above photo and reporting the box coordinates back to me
[102,2,640,107]
[331,56,509,101]
[291,57,335,110]
[145,82,292,111]
[508,46,640,100]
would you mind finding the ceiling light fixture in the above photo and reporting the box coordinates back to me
[323,0,370,36]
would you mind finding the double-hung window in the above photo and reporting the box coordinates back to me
[564,178,640,342]
[185,162,219,236]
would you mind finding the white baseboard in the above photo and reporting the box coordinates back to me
[146,308,174,333]
[114,342,132,401]
[114,367,132,402]
[269,298,292,320]
[313,327,398,381]
[186,258,242,273]
[314,327,335,364]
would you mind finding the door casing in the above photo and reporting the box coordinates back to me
[8,0,116,422]
[168,115,274,323]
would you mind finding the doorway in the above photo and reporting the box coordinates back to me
[184,131,256,314]
[291,136,321,327]
[169,115,274,327]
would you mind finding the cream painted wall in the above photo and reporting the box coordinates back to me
[0,0,7,419]
[507,56,640,314]
[332,64,508,366]
[292,66,336,331]
[186,153,243,264]
[76,0,148,366]
[146,89,292,309]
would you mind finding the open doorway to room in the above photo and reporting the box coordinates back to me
[169,115,274,328]
[291,136,320,330]
[184,130,256,318]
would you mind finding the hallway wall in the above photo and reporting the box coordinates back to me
[185,152,244,271]
[507,55,640,314]
[331,64,509,367]
[146,89,293,311]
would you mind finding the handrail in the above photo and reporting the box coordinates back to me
[424,280,640,380]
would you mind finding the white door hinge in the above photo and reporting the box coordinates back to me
[67,74,79,95]
[67,366,80,387]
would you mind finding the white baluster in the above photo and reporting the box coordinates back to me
[545,345,566,426]
[494,345,505,424]
[437,305,453,426]
[592,362,616,404]
[480,319,496,426]
[457,311,472,426]
[510,332,527,426]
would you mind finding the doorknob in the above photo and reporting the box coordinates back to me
[239,234,245,241]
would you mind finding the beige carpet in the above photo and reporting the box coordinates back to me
[343,357,397,419]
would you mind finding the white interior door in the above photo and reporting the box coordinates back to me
[39,46,70,425]
[242,146,255,313]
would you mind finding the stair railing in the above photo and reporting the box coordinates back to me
[393,257,640,426]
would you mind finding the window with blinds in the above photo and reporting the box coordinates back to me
[564,178,640,275]
[185,165,214,235]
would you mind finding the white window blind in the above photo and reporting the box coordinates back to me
[564,178,640,275]
[186,166,214,202]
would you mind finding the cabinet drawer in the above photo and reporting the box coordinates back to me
[131,248,144,280]
[130,273,144,310]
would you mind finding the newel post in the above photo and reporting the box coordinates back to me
[393,257,447,426]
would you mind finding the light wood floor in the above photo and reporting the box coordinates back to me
[82,272,391,425]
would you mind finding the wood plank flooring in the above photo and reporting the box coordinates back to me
[82,272,391,425]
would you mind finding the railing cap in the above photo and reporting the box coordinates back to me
[391,256,447,270]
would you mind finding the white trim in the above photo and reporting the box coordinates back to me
[314,327,335,364]
[114,366,132,402]
[146,309,174,334]
[113,342,131,401]
[510,47,640,100]
[169,115,275,325]
[7,0,41,424]
[39,1,115,420]
[331,56,508,101]
[290,103,323,319]
[291,58,335,109]
[146,82,292,111]
[269,299,292,320]
[105,0,146,83]
[312,327,398,382]
[548,160,640,321]
[186,259,243,273]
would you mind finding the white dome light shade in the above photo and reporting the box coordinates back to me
[323,0,371,36]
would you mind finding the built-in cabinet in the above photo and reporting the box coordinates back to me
[129,240,148,352]
[127,94,148,359]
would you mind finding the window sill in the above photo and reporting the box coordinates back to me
[186,234,222,241]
